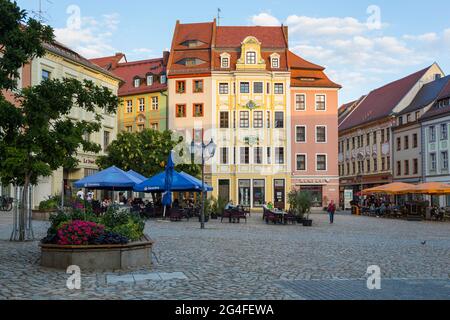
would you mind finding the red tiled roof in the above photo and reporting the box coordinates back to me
[215,26,287,48]
[338,96,366,125]
[92,58,167,97]
[168,21,215,77]
[211,50,288,71]
[339,66,431,132]
[90,53,126,70]
[288,51,324,70]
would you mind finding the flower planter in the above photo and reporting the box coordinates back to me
[40,234,154,270]
[32,209,57,221]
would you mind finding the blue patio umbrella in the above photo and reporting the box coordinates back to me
[134,171,213,192]
[127,170,147,183]
[162,152,175,208]
[179,172,213,192]
[74,166,142,191]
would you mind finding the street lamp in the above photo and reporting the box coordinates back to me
[190,138,216,229]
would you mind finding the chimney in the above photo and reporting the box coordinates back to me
[163,51,170,66]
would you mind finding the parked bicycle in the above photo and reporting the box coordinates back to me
[0,196,14,212]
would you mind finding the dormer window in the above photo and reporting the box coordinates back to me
[146,75,153,86]
[134,78,140,88]
[161,74,167,84]
[185,58,197,66]
[181,40,205,48]
[220,53,231,69]
[246,51,257,64]
[272,57,279,68]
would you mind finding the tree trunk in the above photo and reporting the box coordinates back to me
[18,174,30,241]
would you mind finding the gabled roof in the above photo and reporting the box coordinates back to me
[215,26,287,48]
[43,41,122,82]
[338,96,366,125]
[90,53,126,70]
[167,21,215,77]
[289,51,341,88]
[399,75,450,116]
[339,66,431,132]
[438,79,450,100]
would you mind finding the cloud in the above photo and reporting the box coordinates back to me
[251,12,281,26]
[54,12,120,58]
[250,11,447,103]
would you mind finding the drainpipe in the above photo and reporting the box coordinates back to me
[161,91,169,131]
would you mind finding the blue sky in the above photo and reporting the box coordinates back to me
[16,0,450,104]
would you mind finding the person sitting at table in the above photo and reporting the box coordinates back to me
[173,198,180,208]
[266,201,274,210]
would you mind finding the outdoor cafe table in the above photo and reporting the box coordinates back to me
[272,209,288,224]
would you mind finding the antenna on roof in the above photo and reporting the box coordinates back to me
[32,0,52,23]
[217,8,222,26]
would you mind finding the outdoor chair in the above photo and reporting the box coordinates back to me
[169,208,183,222]
[221,209,233,223]
[231,209,247,223]
[265,211,278,224]
[284,212,296,224]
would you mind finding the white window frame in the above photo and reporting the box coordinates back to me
[430,153,437,171]
[295,125,307,143]
[151,96,158,110]
[295,153,307,171]
[220,53,230,68]
[315,94,327,111]
[246,51,257,64]
[220,147,229,165]
[134,78,140,88]
[274,147,285,165]
[316,153,328,172]
[138,98,145,112]
[126,100,133,113]
[219,82,229,95]
[147,75,153,86]
[441,151,448,170]
[274,83,284,95]
[315,125,327,143]
[295,94,306,111]
[240,147,250,165]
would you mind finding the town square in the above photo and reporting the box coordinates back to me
[0,0,450,304]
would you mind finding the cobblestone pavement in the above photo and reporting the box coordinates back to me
[0,213,449,300]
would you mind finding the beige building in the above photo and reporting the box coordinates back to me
[29,42,121,208]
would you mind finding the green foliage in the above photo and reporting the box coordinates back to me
[0,0,54,90]
[288,190,313,219]
[38,196,59,211]
[96,129,201,178]
[210,196,227,216]
[100,206,131,229]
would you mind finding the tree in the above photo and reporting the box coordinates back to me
[96,129,201,178]
[1,1,119,241]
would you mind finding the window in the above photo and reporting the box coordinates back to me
[413,159,419,174]
[382,157,386,171]
[134,78,140,88]
[193,103,204,117]
[442,151,449,170]
[366,159,371,172]
[221,57,229,68]
[404,160,409,176]
[274,112,284,128]
[274,83,284,94]
[151,97,159,110]
[398,116,404,126]
[441,124,448,140]
[317,155,327,171]
[397,161,401,176]
[220,148,229,164]
[296,94,306,111]
[184,58,197,66]
[271,57,279,68]
[254,147,263,164]
[126,100,133,113]
[193,129,203,142]
[160,75,167,84]
[387,156,391,170]
[381,130,385,143]
[253,111,263,128]
[193,80,203,93]
[404,135,409,150]
[266,111,271,128]
[387,128,390,142]
[275,147,285,164]
[316,95,326,111]
[240,147,250,164]
[296,126,306,143]
[103,131,110,152]
[138,124,145,132]
[246,51,257,64]
[139,98,145,112]
[296,154,306,171]
[219,83,229,94]
[253,82,263,94]
[406,114,411,123]
[42,70,51,81]
[147,75,153,86]
[430,126,436,142]
[240,82,250,94]
[366,134,370,146]
[240,111,249,128]
[176,80,186,94]
[415,111,420,120]
[373,131,377,144]
[126,126,132,132]
[316,126,326,143]
[176,104,186,118]
[430,153,437,171]
[220,111,229,128]
[397,137,401,151]
[151,123,159,130]
[267,147,271,164]
[413,133,418,148]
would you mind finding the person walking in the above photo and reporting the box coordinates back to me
[327,200,336,224]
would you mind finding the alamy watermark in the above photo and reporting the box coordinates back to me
[66,265,81,290]
[366,265,381,290]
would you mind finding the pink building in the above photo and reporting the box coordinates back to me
[289,51,341,207]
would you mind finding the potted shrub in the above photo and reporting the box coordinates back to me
[210,196,227,219]
[33,195,60,221]
[288,190,313,226]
